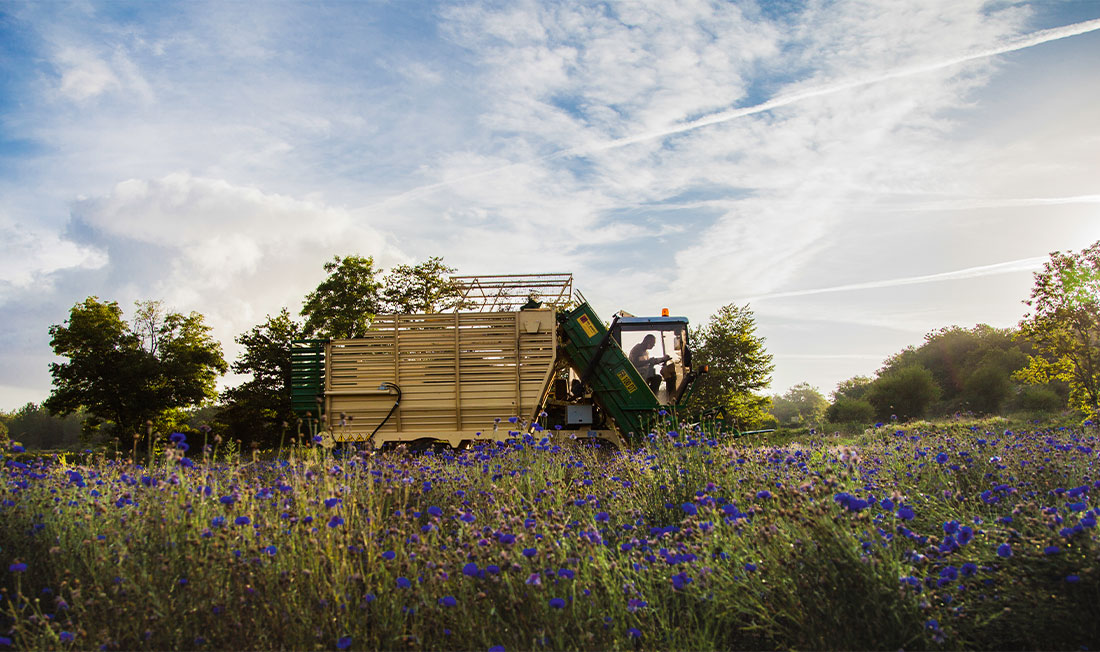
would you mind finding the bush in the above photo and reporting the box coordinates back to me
[866,366,940,420]
[1012,385,1066,412]
[826,397,875,423]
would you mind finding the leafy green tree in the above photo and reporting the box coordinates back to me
[684,303,774,430]
[1015,241,1100,418]
[832,375,873,401]
[826,397,875,423]
[220,309,305,446]
[301,255,383,338]
[45,297,226,447]
[2,403,84,450]
[961,364,1012,414]
[381,256,469,314]
[866,365,940,421]
[769,382,828,425]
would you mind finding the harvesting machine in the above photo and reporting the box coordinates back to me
[290,274,711,449]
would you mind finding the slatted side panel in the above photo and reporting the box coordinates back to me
[326,311,555,437]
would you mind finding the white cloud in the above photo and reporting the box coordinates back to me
[0,221,107,301]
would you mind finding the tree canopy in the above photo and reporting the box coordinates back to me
[769,382,828,425]
[381,256,469,314]
[301,255,383,338]
[219,309,305,446]
[1015,241,1100,418]
[45,297,226,447]
[683,303,774,430]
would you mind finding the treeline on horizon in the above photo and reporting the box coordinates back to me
[4,242,1099,450]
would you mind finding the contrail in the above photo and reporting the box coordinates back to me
[363,17,1100,210]
[582,18,1100,152]
[742,256,1048,302]
[886,195,1100,212]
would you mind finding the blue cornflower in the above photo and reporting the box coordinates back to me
[960,562,978,577]
[336,636,352,650]
[235,516,250,526]
[396,576,412,589]
[681,503,698,516]
[935,452,948,464]
[498,533,515,544]
[463,562,479,577]
[558,568,575,579]
[522,547,537,558]
[628,628,642,639]
[0,636,12,646]
[381,551,396,560]
[439,595,457,607]
[219,495,236,505]
[59,632,74,643]
[211,516,226,528]
[548,597,566,609]
[996,543,1012,558]
[595,511,609,522]
[1066,574,1081,583]
[264,546,277,555]
[744,563,757,572]
[755,490,772,500]
[8,563,27,573]
[325,497,341,508]
[1044,545,1061,555]
[170,432,187,444]
[943,520,959,535]
[328,516,345,528]
[897,505,915,520]
[428,506,442,517]
[486,564,501,574]
[957,526,974,546]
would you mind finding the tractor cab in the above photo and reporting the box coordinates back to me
[614,313,692,405]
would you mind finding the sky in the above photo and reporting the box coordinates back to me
[1,0,1099,411]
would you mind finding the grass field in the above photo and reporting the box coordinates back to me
[1,420,1098,650]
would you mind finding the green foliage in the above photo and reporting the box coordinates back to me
[1012,384,1066,413]
[381,256,469,314]
[684,303,774,429]
[44,297,226,448]
[825,396,875,423]
[960,363,1011,414]
[831,375,872,401]
[301,255,383,338]
[1,403,85,450]
[768,382,828,425]
[866,365,940,420]
[220,309,305,446]
[1015,240,1100,418]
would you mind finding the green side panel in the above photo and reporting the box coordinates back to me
[558,303,661,441]
[291,339,326,420]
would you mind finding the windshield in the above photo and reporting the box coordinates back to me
[619,323,688,404]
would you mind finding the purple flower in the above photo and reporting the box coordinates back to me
[628,628,642,639]
[325,497,341,508]
[382,550,396,560]
[897,505,915,520]
[328,516,345,528]
[743,563,757,572]
[595,511,609,522]
[558,568,575,579]
[1044,545,1061,555]
[548,598,566,609]
[428,506,442,517]
[997,543,1012,558]
[1066,574,1081,583]
[439,595,457,607]
[396,576,411,589]
[59,632,74,643]
[235,516,250,526]
[522,547,537,558]
[463,562,479,577]
[219,495,236,505]
[336,636,352,650]
[935,452,948,464]
[8,563,27,573]
[263,545,277,555]
[755,490,772,500]
[681,502,698,516]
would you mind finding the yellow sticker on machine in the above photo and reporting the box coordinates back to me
[617,369,638,393]
[577,314,598,338]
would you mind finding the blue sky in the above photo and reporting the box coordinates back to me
[1,0,1098,410]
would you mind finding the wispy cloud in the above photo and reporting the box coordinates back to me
[742,257,1047,303]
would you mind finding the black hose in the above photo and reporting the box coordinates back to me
[367,382,402,447]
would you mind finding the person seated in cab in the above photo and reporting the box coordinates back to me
[628,334,670,394]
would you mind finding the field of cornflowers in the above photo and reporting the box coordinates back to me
[2,420,1098,651]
